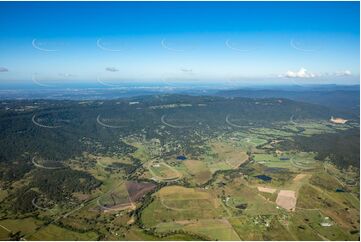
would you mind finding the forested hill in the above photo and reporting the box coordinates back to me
[278,127,360,169]
[216,87,360,115]
[0,94,357,165]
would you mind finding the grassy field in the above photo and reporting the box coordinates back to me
[254,153,293,169]
[203,141,249,172]
[123,226,203,240]
[228,215,294,240]
[290,152,319,170]
[97,182,133,211]
[220,178,279,216]
[0,218,42,239]
[95,155,133,168]
[183,159,212,185]
[297,184,359,240]
[253,151,319,171]
[289,209,356,241]
[148,162,182,181]
[0,217,97,241]
[28,224,99,240]
[156,218,241,240]
[250,127,295,138]
[141,186,227,228]
[210,142,248,165]
[0,118,358,240]
[128,142,154,162]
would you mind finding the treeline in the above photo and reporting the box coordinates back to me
[7,168,103,213]
[0,94,348,180]
[29,168,102,202]
[0,158,32,184]
[279,128,360,169]
[11,188,38,213]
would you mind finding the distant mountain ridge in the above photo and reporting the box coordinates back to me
[216,86,360,115]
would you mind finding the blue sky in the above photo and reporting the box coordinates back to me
[0,1,359,85]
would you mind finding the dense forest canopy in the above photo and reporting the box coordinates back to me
[278,128,360,169]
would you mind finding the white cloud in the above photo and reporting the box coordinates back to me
[280,68,316,78]
[335,70,352,76]
[279,68,354,79]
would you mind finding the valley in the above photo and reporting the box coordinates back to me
[0,94,359,240]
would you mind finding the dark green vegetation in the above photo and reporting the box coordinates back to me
[279,128,360,168]
[217,85,360,114]
[0,95,356,162]
[0,94,359,240]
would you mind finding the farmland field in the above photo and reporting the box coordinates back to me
[0,1,360,240]
[148,162,182,181]
[183,160,212,185]
[0,92,359,241]
[141,186,227,227]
